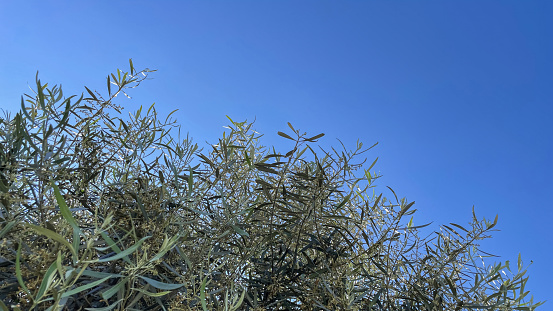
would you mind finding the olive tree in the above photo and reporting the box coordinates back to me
[0,61,543,310]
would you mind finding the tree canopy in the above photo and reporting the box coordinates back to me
[0,61,543,310]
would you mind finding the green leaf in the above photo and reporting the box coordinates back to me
[62,276,112,298]
[36,75,46,110]
[230,288,246,311]
[407,222,432,230]
[231,224,249,237]
[35,261,58,301]
[484,291,501,304]
[399,201,415,216]
[445,275,457,296]
[92,236,150,263]
[139,276,183,290]
[111,73,119,87]
[226,115,235,125]
[84,86,98,101]
[198,153,215,168]
[101,278,127,301]
[0,299,9,311]
[450,223,469,233]
[66,267,122,279]
[25,224,77,259]
[285,147,297,157]
[244,150,252,166]
[254,164,279,175]
[277,131,294,140]
[132,287,171,297]
[336,194,351,209]
[56,252,64,282]
[149,234,180,263]
[99,231,133,264]
[53,183,81,252]
[107,76,111,96]
[0,179,7,193]
[322,214,352,220]
[287,122,296,133]
[16,243,31,297]
[200,276,208,311]
[0,220,16,239]
[367,157,378,171]
[371,193,382,211]
[52,183,74,228]
[304,133,325,142]
[487,214,499,229]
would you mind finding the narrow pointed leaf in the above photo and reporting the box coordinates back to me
[231,224,249,237]
[367,157,378,171]
[99,231,133,264]
[93,236,150,262]
[200,276,208,311]
[61,276,112,298]
[132,287,172,297]
[84,86,98,101]
[287,122,296,133]
[16,243,31,296]
[139,276,183,290]
[101,278,127,300]
[35,261,58,301]
[277,131,294,140]
[25,224,77,258]
[305,133,325,141]
[0,220,16,239]
[0,300,8,311]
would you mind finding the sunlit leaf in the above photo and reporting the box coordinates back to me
[99,231,133,265]
[200,276,208,311]
[92,236,150,263]
[101,278,127,301]
[35,261,58,301]
[0,220,16,239]
[132,287,171,297]
[61,276,112,298]
[139,276,183,290]
[25,224,77,258]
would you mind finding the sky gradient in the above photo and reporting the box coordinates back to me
[1,1,551,304]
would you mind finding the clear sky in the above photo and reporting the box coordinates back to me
[1,1,551,304]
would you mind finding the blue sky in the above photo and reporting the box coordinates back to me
[1,1,551,304]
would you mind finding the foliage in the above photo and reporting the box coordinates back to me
[0,60,544,310]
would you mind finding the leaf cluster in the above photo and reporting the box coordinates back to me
[0,61,544,310]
